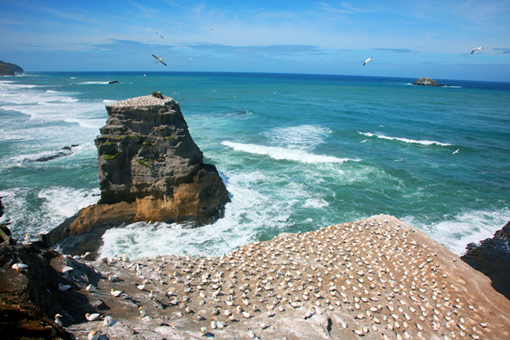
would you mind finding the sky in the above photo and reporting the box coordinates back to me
[1,0,509,81]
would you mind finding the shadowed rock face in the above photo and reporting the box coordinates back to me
[461,221,510,300]
[48,95,229,257]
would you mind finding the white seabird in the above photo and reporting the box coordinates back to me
[451,148,460,155]
[110,288,123,297]
[156,31,164,39]
[55,313,63,327]
[58,283,71,292]
[471,47,484,54]
[362,57,372,66]
[88,330,101,340]
[152,54,167,66]
[12,262,29,273]
[103,315,114,326]
[85,313,101,321]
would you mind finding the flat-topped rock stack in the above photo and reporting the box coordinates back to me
[48,94,229,258]
[48,215,510,340]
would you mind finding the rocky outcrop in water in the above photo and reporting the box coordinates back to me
[0,60,24,76]
[412,77,444,86]
[48,94,229,258]
[461,221,510,300]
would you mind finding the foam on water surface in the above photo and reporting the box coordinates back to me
[359,131,452,146]
[222,141,358,164]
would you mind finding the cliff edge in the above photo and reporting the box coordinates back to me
[48,94,229,258]
[4,215,510,340]
[461,221,510,300]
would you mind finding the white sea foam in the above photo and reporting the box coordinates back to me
[359,132,452,146]
[303,198,330,209]
[405,208,510,256]
[0,187,100,238]
[78,81,110,85]
[222,141,358,164]
[263,125,332,150]
[98,171,294,259]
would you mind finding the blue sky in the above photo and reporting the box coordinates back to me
[1,0,509,81]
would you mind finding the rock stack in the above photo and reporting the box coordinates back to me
[48,94,229,258]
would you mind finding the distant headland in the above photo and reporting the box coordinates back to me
[0,60,24,76]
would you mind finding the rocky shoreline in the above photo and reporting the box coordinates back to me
[2,215,510,339]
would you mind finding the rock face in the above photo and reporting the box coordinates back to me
[0,60,24,76]
[461,221,510,299]
[412,77,443,86]
[0,242,85,339]
[48,94,229,257]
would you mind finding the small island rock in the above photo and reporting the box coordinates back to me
[413,76,443,86]
[48,94,229,258]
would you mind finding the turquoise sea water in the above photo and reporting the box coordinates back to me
[1,72,509,259]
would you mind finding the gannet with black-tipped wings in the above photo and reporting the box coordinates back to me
[471,46,484,54]
[152,54,167,66]
[362,57,372,66]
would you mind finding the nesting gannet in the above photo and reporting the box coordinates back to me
[55,314,63,327]
[58,283,71,292]
[86,284,96,292]
[139,306,147,317]
[88,330,100,340]
[103,315,113,326]
[110,288,123,297]
[12,262,29,273]
[471,46,484,54]
[85,313,101,321]
[362,57,372,66]
[152,54,168,66]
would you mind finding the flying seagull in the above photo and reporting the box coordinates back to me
[156,31,164,39]
[362,57,372,66]
[152,54,167,66]
[471,46,484,54]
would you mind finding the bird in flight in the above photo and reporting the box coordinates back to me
[451,148,460,155]
[152,54,167,66]
[156,31,164,39]
[471,46,484,54]
[362,57,372,66]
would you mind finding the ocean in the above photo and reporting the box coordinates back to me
[1,72,509,259]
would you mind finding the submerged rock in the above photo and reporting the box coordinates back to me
[49,94,229,258]
[461,221,510,299]
[26,145,79,162]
